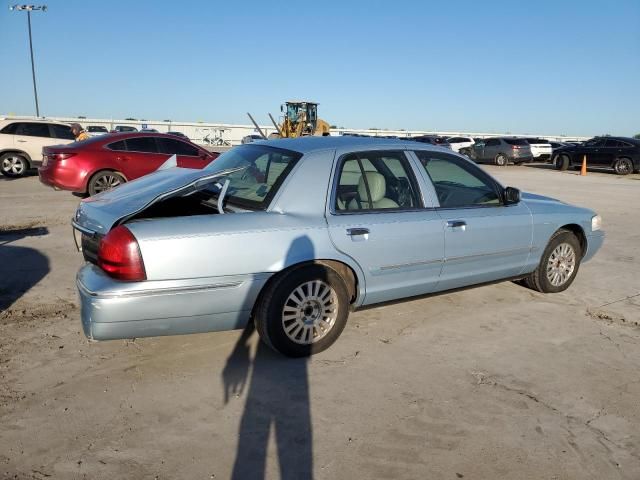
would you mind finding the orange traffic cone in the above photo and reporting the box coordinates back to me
[580,155,587,176]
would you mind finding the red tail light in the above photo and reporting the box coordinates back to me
[98,226,146,281]
[512,145,521,149]
[45,152,76,162]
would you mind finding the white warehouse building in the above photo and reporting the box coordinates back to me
[2,115,589,146]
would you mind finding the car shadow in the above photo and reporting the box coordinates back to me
[0,226,50,312]
[0,169,39,181]
[222,235,314,480]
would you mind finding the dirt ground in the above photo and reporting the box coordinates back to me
[1,164,639,480]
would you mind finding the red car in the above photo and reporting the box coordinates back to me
[39,132,218,195]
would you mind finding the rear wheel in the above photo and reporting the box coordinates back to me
[554,154,570,171]
[0,153,29,177]
[519,229,581,293]
[613,158,633,176]
[87,171,126,196]
[495,154,508,166]
[254,265,350,357]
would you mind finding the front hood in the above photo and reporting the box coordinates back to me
[73,167,237,235]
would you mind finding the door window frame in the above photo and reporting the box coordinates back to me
[329,149,426,216]
[413,150,507,210]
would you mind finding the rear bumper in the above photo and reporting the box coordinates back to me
[76,264,271,340]
[38,164,86,192]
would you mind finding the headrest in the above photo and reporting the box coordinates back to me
[358,172,386,203]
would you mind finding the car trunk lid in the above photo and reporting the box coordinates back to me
[72,166,242,237]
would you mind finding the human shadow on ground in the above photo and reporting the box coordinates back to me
[222,235,315,480]
[0,226,50,312]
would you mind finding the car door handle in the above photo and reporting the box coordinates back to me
[447,220,467,230]
[346,228,369,236]
[17,139,27,143]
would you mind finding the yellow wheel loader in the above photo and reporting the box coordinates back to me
[247,101,331,140]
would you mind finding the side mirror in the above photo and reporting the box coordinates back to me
[504,186,521,205]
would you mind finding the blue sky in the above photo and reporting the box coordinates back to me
[1,0,638,136]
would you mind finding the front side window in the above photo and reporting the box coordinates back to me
[125,137,158,153]
[334,151,420,212]
[202,144,302,210]
[584,138,605,147]
[15,122,51,138]
[415,151,501,208]
[485,138,500,146]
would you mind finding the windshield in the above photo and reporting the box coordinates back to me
[204,144,302,210]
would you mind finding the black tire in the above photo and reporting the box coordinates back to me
[0,152,30,177]
[520,229,582,293]
[495,154,508,166]
[254,265,350,357]
[613,158,633,176]
[556,154,570,171]
[87,170,126,196]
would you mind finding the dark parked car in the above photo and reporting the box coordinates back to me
[112,125,138,133]
[167,131,189,140]
[407,135,451,149]
[39,132,219,195]
[469,137,533,166]
[552,137,640,175]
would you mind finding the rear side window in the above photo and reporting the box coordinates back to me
[334,151,420,212]
[87,126,108,133]
[504,138,529,146]
[125,137,158,153]
[15,122,51,138]
[156,137,199,156]
[415,151,501,208]
[0,123,18,134]
[107,140,127,151]
[51,124,75,140]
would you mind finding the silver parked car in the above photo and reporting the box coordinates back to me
[469,137,534,165]
[73,137,604,357]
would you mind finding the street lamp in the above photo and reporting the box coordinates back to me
[9,4,47,117]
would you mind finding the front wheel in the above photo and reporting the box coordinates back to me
[519,229,582,293]
[613,158,633,176]
[254,265,350,357]
[1,153,29,177]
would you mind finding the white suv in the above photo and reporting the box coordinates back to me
[446,136,475,153]
[524,138,553,160]
[0,119,75,177]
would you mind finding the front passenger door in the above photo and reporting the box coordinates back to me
[414,151,533,291]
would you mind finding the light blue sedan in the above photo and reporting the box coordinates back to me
[72,137,604,357]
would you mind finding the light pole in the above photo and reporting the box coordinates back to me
[10,4,47,117]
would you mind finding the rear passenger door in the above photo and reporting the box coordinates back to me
[156,137,210,169]
[482,138,501,162]
[116,137,166,179]
[413,150,532,291]
[13,122,55,164]
[326,149,445,305]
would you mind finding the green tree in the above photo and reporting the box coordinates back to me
[634,133,640,139]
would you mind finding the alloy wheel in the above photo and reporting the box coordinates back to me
[281,280,338,345]
[92,174,122,193]
[546,242,576,287]
[1,156,26,175]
